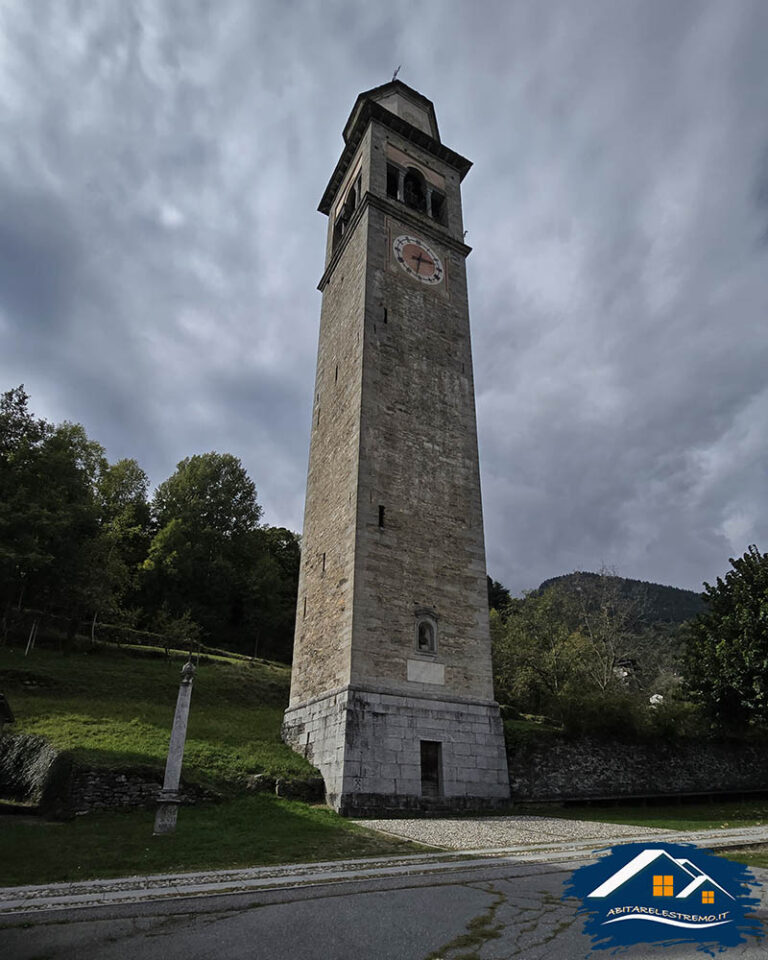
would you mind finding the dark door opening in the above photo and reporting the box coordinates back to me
[420,740,442,798]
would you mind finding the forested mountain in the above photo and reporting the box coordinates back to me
[538,572,705,625]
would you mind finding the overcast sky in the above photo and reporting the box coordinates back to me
[2,0,767,595]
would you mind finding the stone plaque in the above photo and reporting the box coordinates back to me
[406,659,445,685]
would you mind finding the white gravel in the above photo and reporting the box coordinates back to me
[353,815,670,850]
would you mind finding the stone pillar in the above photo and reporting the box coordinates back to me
[425,185,433,219]
[397,168,405,203]
[153,659,196,836]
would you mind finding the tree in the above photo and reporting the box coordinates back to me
[152,452,262,536]
[0,386,52,611]
[93,458,151,622]
[250,527,301,661]
[491,569,666,731]
[685,545,768,728]
[567,570,647,693]
[1,390,300,658]
[141,453,271,653]
[0,388,110,634]
[487,576,511,615]
[492,586,592,714]
[1,387,156,647]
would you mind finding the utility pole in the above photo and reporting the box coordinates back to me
[153,658,196,836]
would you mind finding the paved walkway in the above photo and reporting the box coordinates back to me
[2,818,767,917]
[352,814,671,849]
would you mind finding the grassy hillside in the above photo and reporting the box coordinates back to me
[0,642,430,885]
[0,642,313,785]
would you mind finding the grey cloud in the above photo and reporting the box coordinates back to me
[1,0,766,596]
[0,191,82,329]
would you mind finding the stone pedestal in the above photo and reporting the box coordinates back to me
[153,790,182,835]
[283,685,509,816]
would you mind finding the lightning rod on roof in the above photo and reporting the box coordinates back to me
[392,65,401,82]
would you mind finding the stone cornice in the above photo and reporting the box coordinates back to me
[318,191,472,291]
[319,100,472,216]
[285,683,500,714]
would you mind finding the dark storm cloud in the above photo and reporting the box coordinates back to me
[1,0,766,594]
[0,191,81,329]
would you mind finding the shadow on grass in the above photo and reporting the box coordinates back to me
[0,794,428,887]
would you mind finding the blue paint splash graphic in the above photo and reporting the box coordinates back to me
[563,842,763,955]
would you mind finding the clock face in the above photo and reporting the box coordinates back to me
[393,235,444,285]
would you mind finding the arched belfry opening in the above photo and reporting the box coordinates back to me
[403,167,427,213]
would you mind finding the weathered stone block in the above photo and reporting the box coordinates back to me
[245,774,276,794]
[274,777,326,802]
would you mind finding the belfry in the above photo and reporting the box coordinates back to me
[283,81,509,815]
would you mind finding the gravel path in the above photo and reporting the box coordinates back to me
[354,815,670,850]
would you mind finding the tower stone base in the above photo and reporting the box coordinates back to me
[282,687,510,816]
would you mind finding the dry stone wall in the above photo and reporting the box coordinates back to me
[508,737,768,801]
[0,734,213,817]
[70,768,211,815]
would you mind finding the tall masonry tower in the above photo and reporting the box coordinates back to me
[283,81,510,815]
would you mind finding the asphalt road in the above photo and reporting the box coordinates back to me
[1,859,765,960]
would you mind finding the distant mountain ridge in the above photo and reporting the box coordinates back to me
[538,572,705,625]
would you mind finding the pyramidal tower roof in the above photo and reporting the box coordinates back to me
[343,80,440,143]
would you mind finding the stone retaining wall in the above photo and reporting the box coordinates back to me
[69,768,211,815]
[507,737,768,801]
[0,734,213,817]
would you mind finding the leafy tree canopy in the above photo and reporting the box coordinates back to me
[1,390,300,661]
[487,576,511,613]
[141,452,295,658]
[152,452,262,537]
[492,569,686,733]
[685,545,768,729]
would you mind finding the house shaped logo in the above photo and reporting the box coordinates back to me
[588,848,735,926]
[564,842,762,951]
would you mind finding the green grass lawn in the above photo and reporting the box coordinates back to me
[0,643,433,885]
[720,845,768,870]
[511,800,768,832]
[0,795,430,887]
[0,643,313,782]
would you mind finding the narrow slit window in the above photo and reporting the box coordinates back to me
[303,597,307,619]
[378,505,385,527]
[383,307,388,324]
[321,552,326,574]
[316,408,320,427]
[335,364,338,382]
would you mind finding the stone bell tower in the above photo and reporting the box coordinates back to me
[283,81,509,815]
